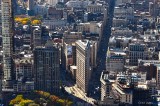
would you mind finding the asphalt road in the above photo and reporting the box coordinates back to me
[89,0,116,100]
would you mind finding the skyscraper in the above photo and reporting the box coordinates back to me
[75,40,91,94]
[34,41,60,94]
[1,0,14,91]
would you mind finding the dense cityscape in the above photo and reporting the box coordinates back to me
[0,0,160,106]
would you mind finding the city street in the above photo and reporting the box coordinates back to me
[65,84,95,105]
[60,66,95,105]
[60,0,116,103]
[89,0,116,100]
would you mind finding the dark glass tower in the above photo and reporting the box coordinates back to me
[34,42,60,94]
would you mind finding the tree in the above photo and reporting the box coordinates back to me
[23,18,30,22]
[57,99,65,105]
[49,95,59,102]
[34,91,73,106]
[15,17,23,22]
[22,21,28,25]
[19,99,34,106]
[9,95,37,106]
[28,103,40,106]
[9,95,24,106]
[31,20,41,25]
[43,92,50,99]
[65,100,73,106]
[15,17,30,25]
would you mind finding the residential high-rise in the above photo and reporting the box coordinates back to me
[106,55,124,73]
[2,0,15,91]
[75,40,91,94]
[129,43,147,66]
[63,31,82,44]
[13,58,34,92]
[100,71,112,101]
[62,31,82,70]
[15,58,33,81]
[33,26,42,49]
[34,41,60,94]
[27,0,34,16]
[28,0,34,10]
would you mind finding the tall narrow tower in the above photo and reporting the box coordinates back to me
[1,0,14,91]
[76,40,91,94]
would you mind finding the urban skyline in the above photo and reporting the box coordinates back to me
[1,0,160,106]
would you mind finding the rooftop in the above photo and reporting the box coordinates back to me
[15,58,33,64]
[76,40,90,50]
[70,65,77,69]
[100,71,115,84]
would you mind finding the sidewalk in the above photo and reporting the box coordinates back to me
[73,85,95,104]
